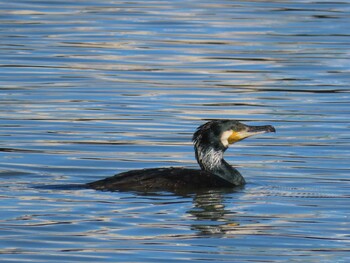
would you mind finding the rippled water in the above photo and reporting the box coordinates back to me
[1,0,349,262]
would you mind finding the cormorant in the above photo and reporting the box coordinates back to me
[87,120,275,192]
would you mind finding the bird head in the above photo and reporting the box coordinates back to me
[193,120,275,150]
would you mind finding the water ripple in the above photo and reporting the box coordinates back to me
[0,0,349,262]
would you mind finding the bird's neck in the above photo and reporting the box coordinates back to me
[195,145,245,186]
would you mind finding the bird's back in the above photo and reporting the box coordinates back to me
[86,167,234,193]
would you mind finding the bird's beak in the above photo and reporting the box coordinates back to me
[228,124,276,144]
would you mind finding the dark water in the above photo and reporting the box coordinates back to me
[1,0,349,262]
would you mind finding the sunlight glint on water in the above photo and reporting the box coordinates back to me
[0,1,349,262]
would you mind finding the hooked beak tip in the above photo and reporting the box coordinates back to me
[246,124,276,134]
[267,125,276,133]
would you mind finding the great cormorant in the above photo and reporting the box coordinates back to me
[87,120,275,192]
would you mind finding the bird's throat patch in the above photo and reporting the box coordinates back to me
[220,130,233,147]
[228,131,248,144]
[221,130,251,146]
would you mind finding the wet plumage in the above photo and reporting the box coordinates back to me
[87,120,275,192]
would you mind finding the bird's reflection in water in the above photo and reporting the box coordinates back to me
[187,187,243,235]
[131,186,244,236]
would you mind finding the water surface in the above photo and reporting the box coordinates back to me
[0,0,349,262]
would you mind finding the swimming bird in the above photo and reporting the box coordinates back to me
[87,120,275,192]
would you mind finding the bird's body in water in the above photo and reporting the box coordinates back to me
[87,120,275,192]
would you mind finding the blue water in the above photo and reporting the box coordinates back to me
[0,0,349,262]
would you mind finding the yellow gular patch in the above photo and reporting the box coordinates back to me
[228,131,249,144]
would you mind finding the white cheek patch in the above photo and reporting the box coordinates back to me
[220,130,233,147]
